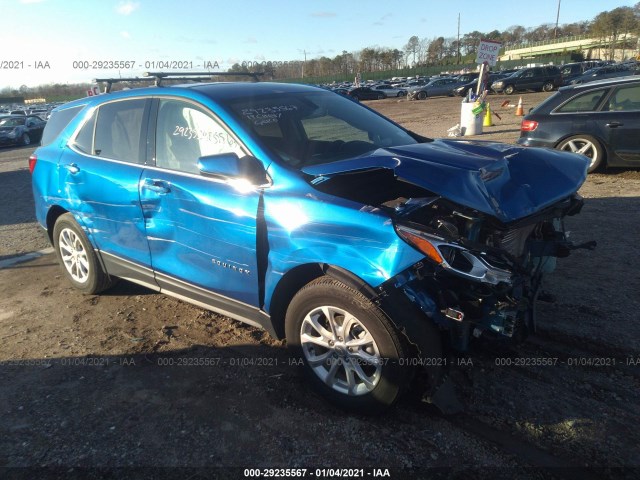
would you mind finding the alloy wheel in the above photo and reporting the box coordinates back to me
[300,305,382,396]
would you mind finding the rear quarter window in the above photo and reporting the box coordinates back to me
[555,90,606,113]
[40,105,84,146]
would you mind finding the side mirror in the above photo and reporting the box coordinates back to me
[197,153,268,186]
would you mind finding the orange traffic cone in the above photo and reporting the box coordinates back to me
[515,97,524,116]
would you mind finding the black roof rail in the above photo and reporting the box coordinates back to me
[92,77,155,93]
[143,71,264,83]
[93,71,263,93]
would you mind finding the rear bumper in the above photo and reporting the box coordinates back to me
[516,137,556,149]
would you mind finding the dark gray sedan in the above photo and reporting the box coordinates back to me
[409,77,465,99]
[0,115,46,146]
[517,76,640,173]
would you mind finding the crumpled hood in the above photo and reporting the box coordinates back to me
[302,139,589,223]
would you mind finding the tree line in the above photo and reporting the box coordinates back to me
[229,4,640,79]
[2,4,639,99]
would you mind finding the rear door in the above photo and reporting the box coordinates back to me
[60,98,153,282]
[140,97,262,307]
[517,68,542,90]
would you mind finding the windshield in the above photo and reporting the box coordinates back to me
[223,90,419,168]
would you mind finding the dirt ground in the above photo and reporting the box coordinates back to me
[1,91,639,480]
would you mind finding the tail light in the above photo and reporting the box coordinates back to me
[29,154,37,174]
[520,120,538,132]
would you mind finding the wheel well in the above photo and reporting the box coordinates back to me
[45,205,68,244]
[267,263,378,339]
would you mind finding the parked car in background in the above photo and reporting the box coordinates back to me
[31,78,590,414]
[569,63,637,85]
[455,72,480,84]
[517,76,640,172]
[0,115,46,146]
[373,84,407,97]
[410,77,464,99]
[452,74,510,97]
[331,87,350,96]
[491,66,563,94]
[347,86,386,100]
[560,62,591,85]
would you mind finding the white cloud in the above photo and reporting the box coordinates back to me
[116,1,140,15]
[120,31,131,39]
[19,0,46,4]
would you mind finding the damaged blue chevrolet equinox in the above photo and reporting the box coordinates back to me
[31,76,591,413]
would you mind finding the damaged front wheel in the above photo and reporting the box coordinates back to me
[285,277,411,414]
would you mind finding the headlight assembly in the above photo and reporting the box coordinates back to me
[396,224,512,285]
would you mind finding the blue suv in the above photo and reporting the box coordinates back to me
[30,77,591,413]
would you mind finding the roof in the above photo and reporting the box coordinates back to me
[558,75,640,92]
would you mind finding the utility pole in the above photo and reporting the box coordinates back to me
[302,49,306,79]
[457,13,461,64]
[554,0,561,39]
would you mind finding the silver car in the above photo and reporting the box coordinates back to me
[373,84,408,97]
[409,77,464,99]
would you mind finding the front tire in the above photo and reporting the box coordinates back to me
[53,213,115,294]
[556,134,604,173]
[417,91,427,100]
[285,277,411,414]
[504,84,515,95]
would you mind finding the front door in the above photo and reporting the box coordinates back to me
[599,83,640,165]
[141,98,262,307]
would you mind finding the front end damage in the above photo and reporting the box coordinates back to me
[382,193,593,351]
[303,139,595,411]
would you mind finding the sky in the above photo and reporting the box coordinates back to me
[1,0,635,88]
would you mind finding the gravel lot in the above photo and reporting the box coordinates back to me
[1,91,639,480]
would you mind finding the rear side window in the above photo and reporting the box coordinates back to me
[94,99,147,163]
[40,105,84,146]
[556,90,606,113]
[73,109,97,155]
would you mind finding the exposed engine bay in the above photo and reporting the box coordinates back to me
[311,167,595,351]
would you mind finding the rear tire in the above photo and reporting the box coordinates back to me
[21,133,31,146]
[53,213,115,294]
[542,81,554,92]
[285,277,411,414]
[556,134,604,173]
